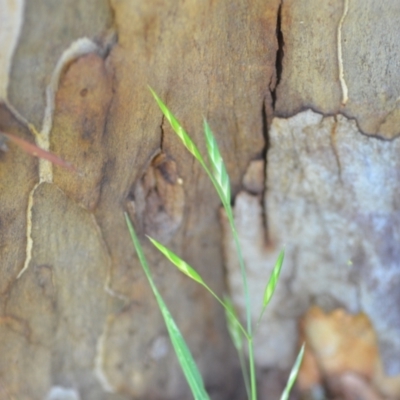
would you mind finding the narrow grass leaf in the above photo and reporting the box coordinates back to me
[223,296,243,351]
[263,250,284,306]
[149,238,248,339]
[148,237,206,286]
[203,117,255,379]
[149,87,205,165]
[147,92,255,398]
[280,344,305,400]
[125,214,210,400]
[223,295,251,400]
[258,249,285,324]
[203,119,231,205]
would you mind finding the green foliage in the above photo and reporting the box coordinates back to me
[148,237,249,339]
[125,89,305,399]
[148,237,206,285]
[224,295,251,398]
[281,344,306,400]
[257,249,285,325]
[203,119,231,206]
[125,214,210,400]
[148,87,205,165]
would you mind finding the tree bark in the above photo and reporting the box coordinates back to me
[222,1,400,398]
[0,1,278,399]
[1,1,400,400]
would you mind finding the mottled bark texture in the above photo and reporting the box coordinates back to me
[0,1,279,399]
[223,0,400,392]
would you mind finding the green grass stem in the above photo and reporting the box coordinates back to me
[143,88,304,400]
[149,236,249,340]
[149,88,256,398]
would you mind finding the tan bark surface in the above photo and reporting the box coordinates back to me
[2,1,400,399]
[0,1,279,399]
[275,0,400,139]
[222,1,400,399]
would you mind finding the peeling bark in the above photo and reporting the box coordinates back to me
[1,1,400,399]
[0,1,279,399]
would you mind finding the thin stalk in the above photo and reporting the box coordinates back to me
[148,90,256,398]
[237,345,251,400]
[227,210,252,335]
[148,235,249,340]
[202,283,250,340]
[197,160,252,335]
[225,209,255,399]
[194,155,256,398]
[198,145,255,397]
[247,338,257,400]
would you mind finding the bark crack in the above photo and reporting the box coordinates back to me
[261,97,271,245]
[260,1,285,246]
[330,116,343,183]
[271,1,284,111]
[159,114,165,150]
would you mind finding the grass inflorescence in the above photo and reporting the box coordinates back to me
[125,88,304,400]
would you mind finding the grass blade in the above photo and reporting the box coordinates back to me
[148,237,206,286]
[202,116,252,341]
[223,296,243,351]
[149,87,205,166]
[149,89,255,399]
[125,214,210,400]
[149,237,249,339]
[257,250,285,325]
[223,296,251,400]
[280,344,305,400]
[203,119,231,206]
[149,88,230,214]
[148,88,226,208]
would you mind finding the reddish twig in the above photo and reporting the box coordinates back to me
[0,131,76,172]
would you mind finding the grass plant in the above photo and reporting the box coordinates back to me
[125,88,304,400]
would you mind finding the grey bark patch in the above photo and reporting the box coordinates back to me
[223,110,400,376]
